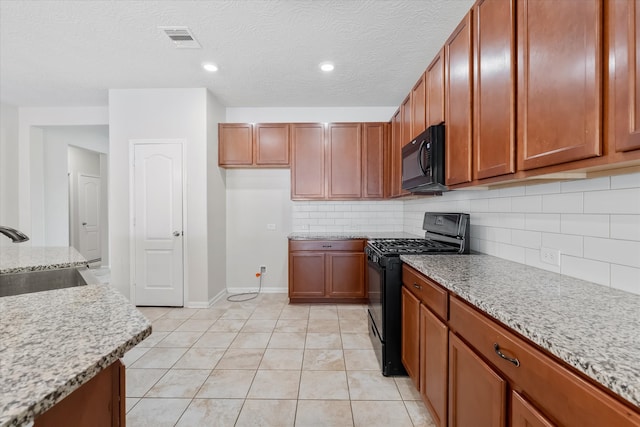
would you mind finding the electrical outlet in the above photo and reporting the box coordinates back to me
[266,224,276,231]
[260,265,267,274]
[540,247,561,266]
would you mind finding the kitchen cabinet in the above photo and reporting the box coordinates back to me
[608,0,640,154]
[34,360,125,427]
[388,109,410,198]
[291,123,326,199]
[401,95,411,148]
[425,48,445,127]
[401,287,420,388]
[327,123,362,198]
[473,0,516,180]
[411,73,427,140]
[516,0,602,170]
[511,391,555,427]
[219,123,290,167]
[363,122,387,198]
[445,11,473,186]
[288,239,366,303]
[449,332,507,427]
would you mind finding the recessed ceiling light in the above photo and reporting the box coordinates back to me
[320,62,335,72]
[203,63,218,72]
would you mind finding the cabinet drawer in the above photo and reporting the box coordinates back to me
[289,239,365,252]
[449,297,640,427]
[402,265,448,320]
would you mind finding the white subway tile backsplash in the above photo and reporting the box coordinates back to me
[496,243,525,263]
[611,215,640,241]
[611,172,640,189]
[584,237,640,268]
[525,213,561,232]
[525,181,562,195]
[487,228,512,244]
[511,196,542,213]
[562,256,610,286]
[488,198,511,212]
[500,213,526,229]
[560,176,610,193]
[309,212,327,219]
[498,186,526,197]
[560,214,609,237]
[511,230,542,249]
[584,188,640,214]
[542,193,583,213]
[610,264,640,294]
[541,233,583,257]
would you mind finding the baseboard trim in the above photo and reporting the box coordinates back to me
[226,286,288,294]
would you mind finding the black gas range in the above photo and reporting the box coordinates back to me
[366,213,470,376]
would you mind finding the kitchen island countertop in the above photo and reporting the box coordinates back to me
[401,254,640,409]
[0,246,87,274]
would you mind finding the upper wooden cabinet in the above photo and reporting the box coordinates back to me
[411,73,427,140]
[401,95,412,147]
[363,122,387,198]
[219,123,290,167]
[445,11,474,186]
[291,123,326,199]
[608,0,640,154]
[389,109,407,198]
[516,0,603,170]
[218,123,253,166]
[426,49,445,127]
[473,0,516,180]
[327,123,362,199]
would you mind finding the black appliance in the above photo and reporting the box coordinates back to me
[366,212,470,376]
[402,124,446,193]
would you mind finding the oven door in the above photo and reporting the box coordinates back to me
[367,258,384,341]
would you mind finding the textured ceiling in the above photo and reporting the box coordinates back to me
[0,0,474,108]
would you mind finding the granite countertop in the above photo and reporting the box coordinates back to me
[0,246,151,426]
[288,231,422,240]
[401,254,640,408]
[0,246,87,274]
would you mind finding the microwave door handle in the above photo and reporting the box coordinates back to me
[417,141,428,175]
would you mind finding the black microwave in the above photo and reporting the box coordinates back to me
[401,124,447,193]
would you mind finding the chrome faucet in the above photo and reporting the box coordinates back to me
[0,226,29,243]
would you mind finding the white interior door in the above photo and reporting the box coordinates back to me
[78,174,101,262]
[134,143,184,306]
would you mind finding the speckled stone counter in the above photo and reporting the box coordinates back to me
[0,285,151,426]
[288,231,422,240]
[0,246,87,274]
[400,254,640,408]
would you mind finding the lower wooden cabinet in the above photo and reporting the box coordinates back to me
[401,287,421,388]
[511,391,555,427]
[288,239,365,303]
[34,360,125,427]
[449,333,507,427]
[420,304,448,427]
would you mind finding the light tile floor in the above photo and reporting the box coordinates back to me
[125,293,436,427]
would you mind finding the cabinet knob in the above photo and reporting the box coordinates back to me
[413,283,422,290]
[493,343,520,367]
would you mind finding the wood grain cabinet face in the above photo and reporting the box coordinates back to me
[511,391,555,427]
[288,251,326,298]
[389,109,404,198]
[426,49,445,127]
[445,11,474,186]
[291,123,326,199]
[401,286,421,389]
[254,123,290,166]
[420,304,448,427]
[327,123,362,199]
[327,252,365,298]
[608,0,640,153]
[449,332,507,427]
[411,73,427,139]
[218,123,253,166]
[363,122,387,198]
[473,0,516,180]
[516,0,602,170]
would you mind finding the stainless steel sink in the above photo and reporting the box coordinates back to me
[0,267,90,297]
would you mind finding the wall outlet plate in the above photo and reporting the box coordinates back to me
[541,247,561,266]
[260,265,267,274]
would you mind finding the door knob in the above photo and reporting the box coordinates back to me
[173,231,181,237]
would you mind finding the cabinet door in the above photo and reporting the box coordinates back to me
[445,11,473,186]
[420,305,448,427]
[289,252,326,298]
[401,95,412,146]
[411,73,427,139]
[363,123,386,198]
[511,391,555,427]
[401,287,421,389]
[390,109,403,197]
[474,0,516,180]
[291,123,325,199]
[609,0,640,153]
[449,333,507,427]
[218,123,253,166]
[426,49,445,127]
[326,252,365,298]
[327,123,362,198]
[517,0,602,170]
[255,123,290,166]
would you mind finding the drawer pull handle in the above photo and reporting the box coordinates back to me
[493,343,520,367]
[413,283,422,290]
[322,245,332,248]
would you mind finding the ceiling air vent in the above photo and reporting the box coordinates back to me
[159,26,201,49]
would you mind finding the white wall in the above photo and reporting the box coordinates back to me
[403,172,640,295]
[0,103,19,240]
[109,88,224,305]
[224,107,397,293]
